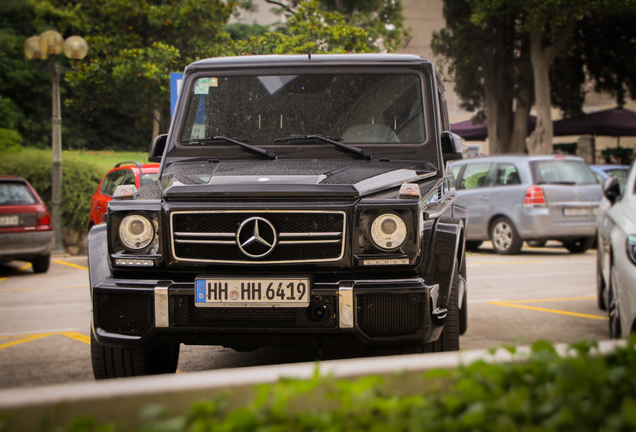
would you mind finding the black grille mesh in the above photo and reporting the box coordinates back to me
[173,212,343,234]
[173,295,336,329]
[96,292,153,335]
[357,293,424,336]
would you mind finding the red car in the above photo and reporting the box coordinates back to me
[0,176,54,273]
[88,162,160,230]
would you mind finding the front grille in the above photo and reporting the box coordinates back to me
[173,295,337,329]
[96,292,153,335]
[357,293,425,336]
[170,211,346,263]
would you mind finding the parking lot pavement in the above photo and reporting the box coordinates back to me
[460,242,607,350]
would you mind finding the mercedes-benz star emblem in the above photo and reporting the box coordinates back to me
[236,217,277,258]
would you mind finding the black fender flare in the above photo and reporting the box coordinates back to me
[426,216,465,309]
[88,223,112,294]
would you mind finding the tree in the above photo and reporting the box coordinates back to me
[435,0,636,155]
[0,0,85,150]
[261,0,409,52]
[232,1,373,55]
[67,0,236,142]
[432,0,533,154]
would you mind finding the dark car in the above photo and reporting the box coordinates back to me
[0,176,53,273]
[87,162,159,230]
[87,54,468,379]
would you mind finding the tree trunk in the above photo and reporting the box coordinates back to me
[511,84,533,154]
[527,30,553,154]
[483,51,513,154]
[527,22,575,155]
[482,14,515,154]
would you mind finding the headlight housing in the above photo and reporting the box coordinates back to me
[370,213,407,251]
[627,235,636,265]
[119,214,155,251]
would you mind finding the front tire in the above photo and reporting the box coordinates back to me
[91,330,180,379]
[596,247,607,310]
[490,217,522,255]
[608,265,622,339]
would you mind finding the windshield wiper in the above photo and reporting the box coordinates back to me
[181,136,276,160]
[274,135,372,160]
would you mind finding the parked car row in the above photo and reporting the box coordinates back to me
[0,162,159,273]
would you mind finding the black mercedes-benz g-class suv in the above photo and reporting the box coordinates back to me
[88,54,468,378]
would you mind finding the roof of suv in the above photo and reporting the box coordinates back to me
[188,54,432,70]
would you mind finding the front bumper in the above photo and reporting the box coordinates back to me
[92,276,442,350]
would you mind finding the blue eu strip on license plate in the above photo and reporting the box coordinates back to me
[195,277,310,307]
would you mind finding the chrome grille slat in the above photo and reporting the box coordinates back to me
[170,210,346,264]
[279,239,342,245]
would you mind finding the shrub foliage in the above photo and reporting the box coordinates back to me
[49,337,636,431]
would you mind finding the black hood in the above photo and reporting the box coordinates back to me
[159,159,437,199]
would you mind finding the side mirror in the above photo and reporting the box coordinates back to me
[603,175,621,205]
[441,131,465,162]
[149,134,168,163]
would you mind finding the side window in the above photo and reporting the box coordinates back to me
[123,171,136,186]
[101,170,130,197]
[459,163,492,189]
[495,163,521,186]
[450,164,462,182]
[438,90,450,131]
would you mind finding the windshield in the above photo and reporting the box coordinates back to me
[179,73,426,148]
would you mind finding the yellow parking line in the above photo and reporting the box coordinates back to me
[487,301,607,320]
[501,296,597,303]
[53,260,88,271]
[0,333,54,350]
[61,331,90,345]
[0,332,90,350]
[469,260,542,266]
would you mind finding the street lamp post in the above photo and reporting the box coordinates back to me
[24,31,88,254]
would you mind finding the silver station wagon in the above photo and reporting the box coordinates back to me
[449,155,603,254]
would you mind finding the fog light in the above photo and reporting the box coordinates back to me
[115,258,154,266]
[363,258,410,266]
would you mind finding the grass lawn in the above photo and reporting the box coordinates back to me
[23,148,152,178]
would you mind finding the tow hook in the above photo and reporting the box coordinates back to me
[432,307,447,323]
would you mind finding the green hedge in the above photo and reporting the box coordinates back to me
[51,337,636,432]
[0,150,102,231]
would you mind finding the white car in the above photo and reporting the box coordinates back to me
[597,161,636,337]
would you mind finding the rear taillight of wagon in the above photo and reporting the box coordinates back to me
[524,185,546,206]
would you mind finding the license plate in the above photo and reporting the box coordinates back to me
[563,208,590,217]
[0,215,19,227]
[195,277,310,307]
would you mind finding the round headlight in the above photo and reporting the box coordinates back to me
[119,214,154,251]
[370,213,407,251]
